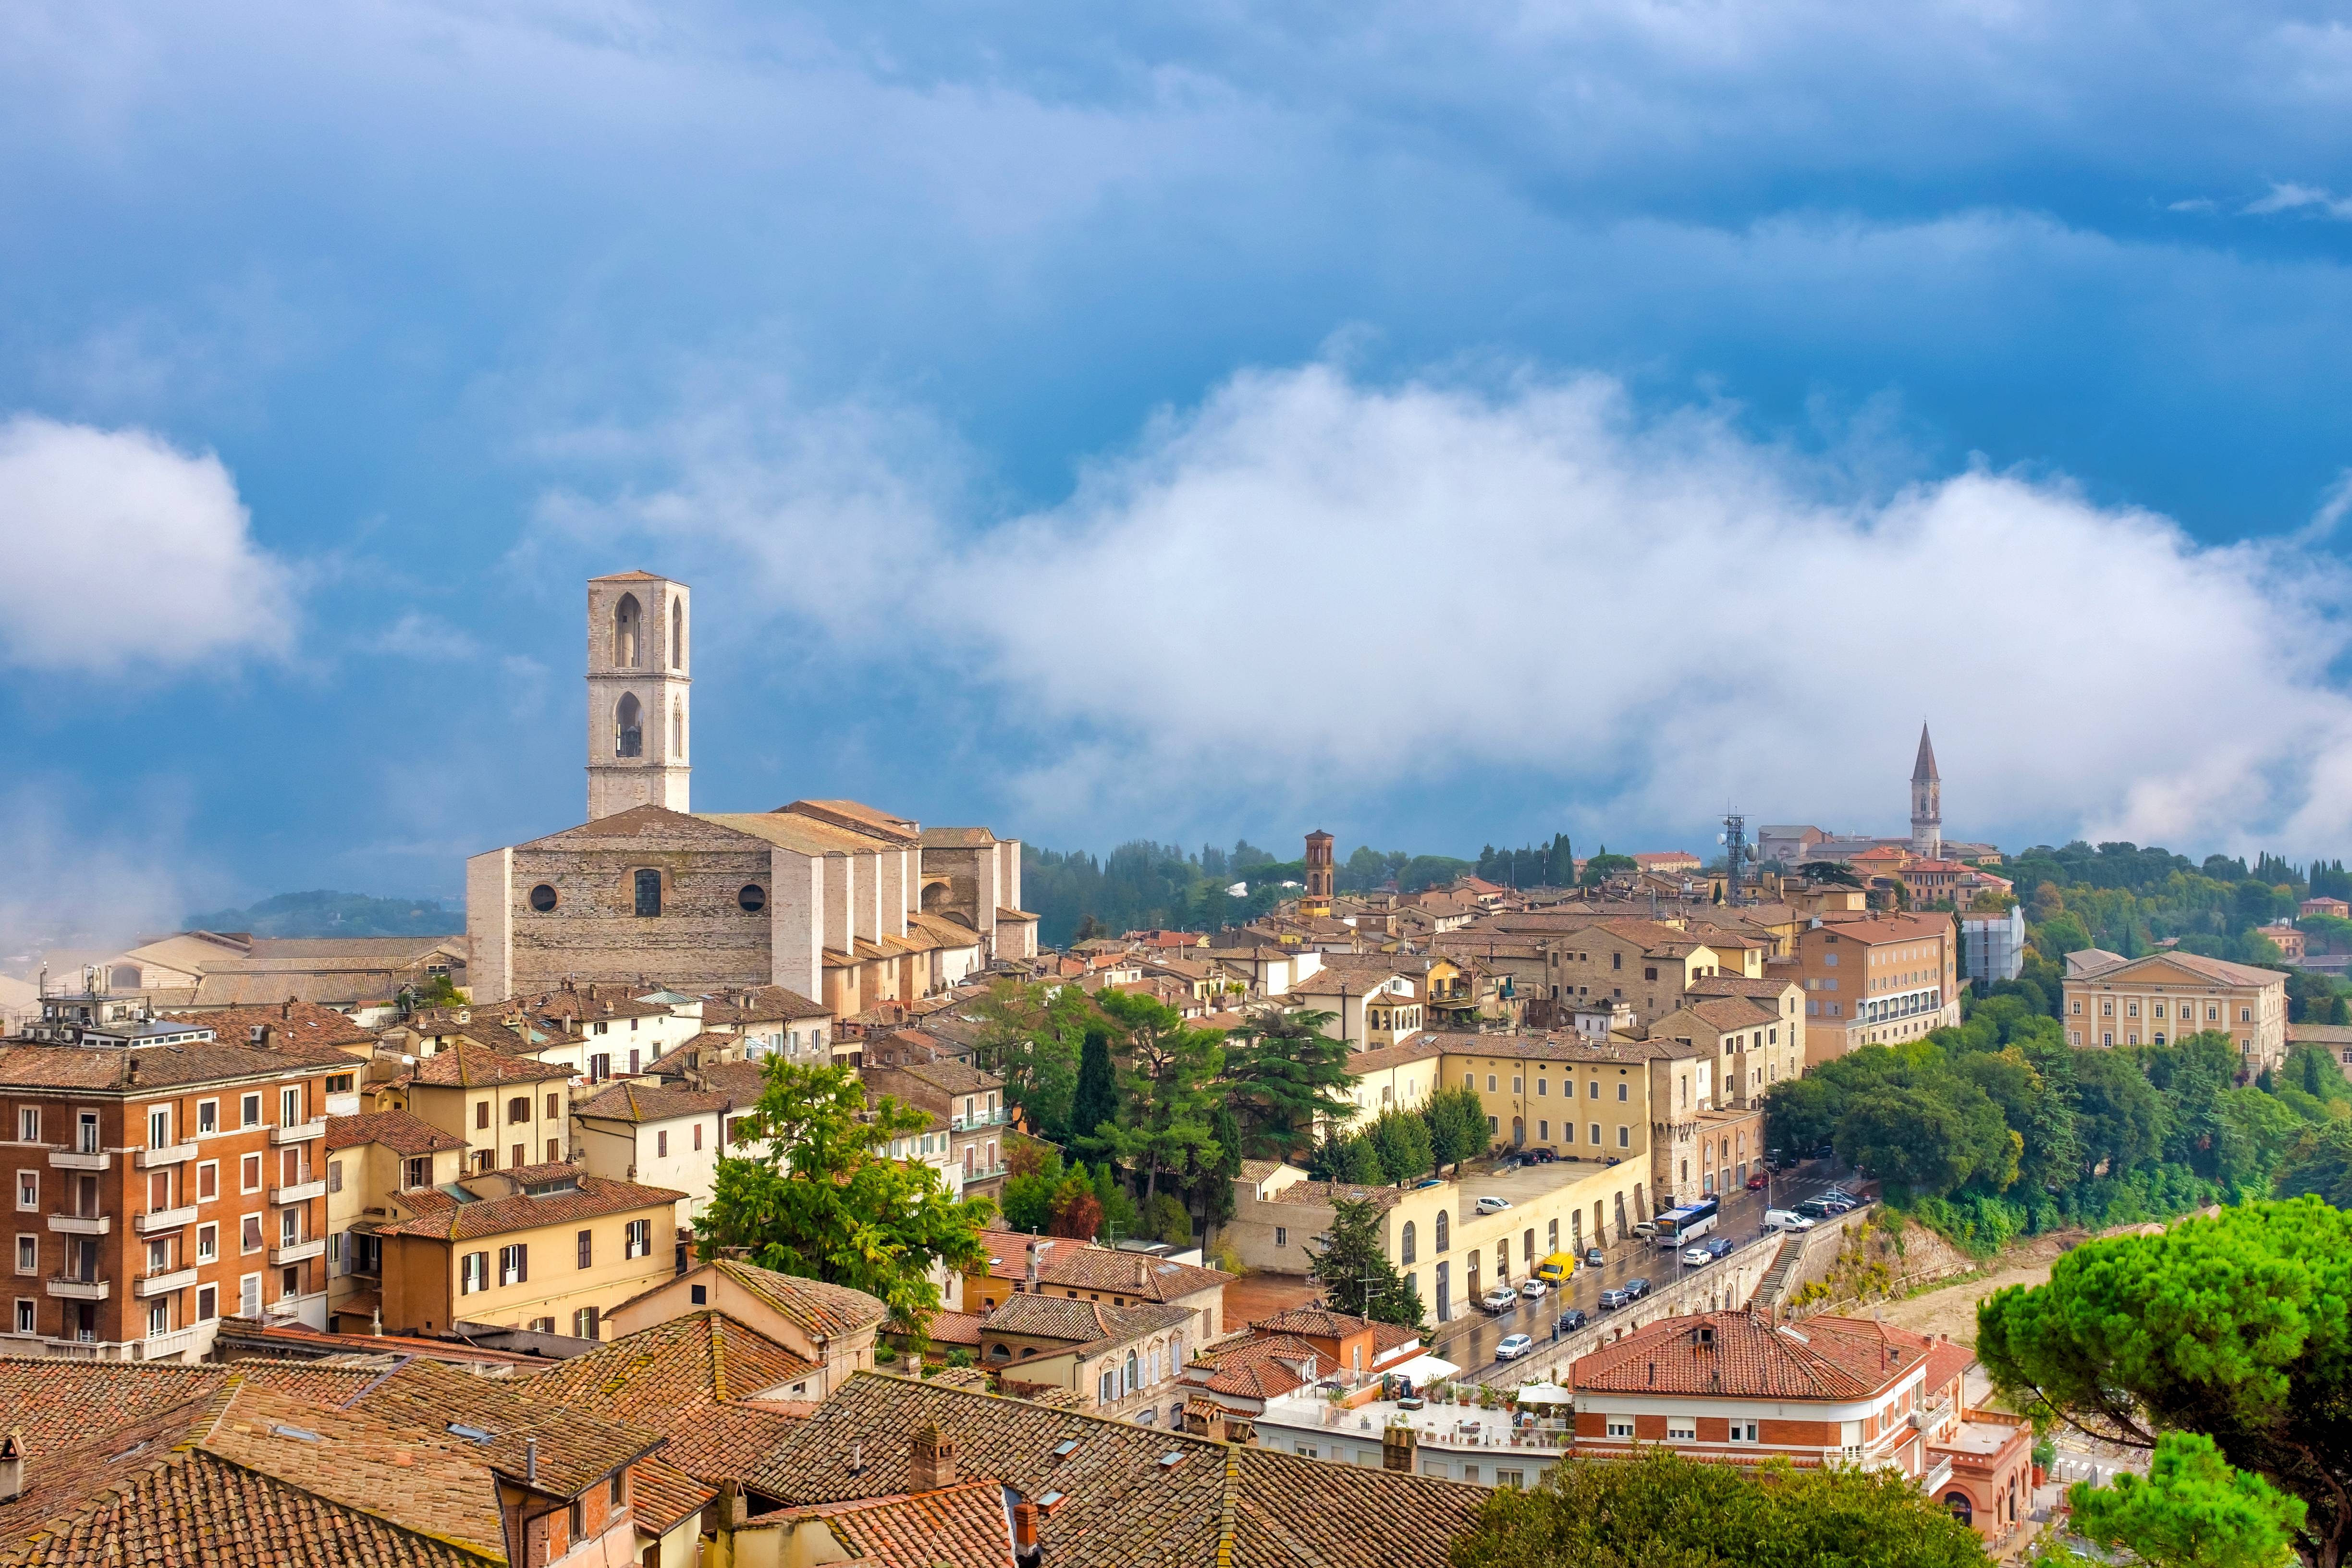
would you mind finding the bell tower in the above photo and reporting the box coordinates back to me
[1909,722,1941,858]
[586,570,691,820]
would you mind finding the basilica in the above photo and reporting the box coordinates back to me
[466,570,1036,1007]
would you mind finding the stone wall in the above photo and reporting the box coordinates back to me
[1477,1241,1785,1388]
[506,814,776,996]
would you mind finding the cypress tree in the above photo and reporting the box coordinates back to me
[1069,1025,1118,1151]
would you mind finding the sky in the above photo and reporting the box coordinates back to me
[4,0,2352,939]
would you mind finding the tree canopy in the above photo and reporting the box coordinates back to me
[1305,1194,1423,1326]
[1223,1005,1358,1160]
[2069,1431,2306,1568]
[697,1059,995,1330]
[1977,1199,2352,1567]
[1447,1446,1991,1568]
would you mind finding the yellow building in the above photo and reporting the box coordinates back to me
[369,1038,578,1174]
[1537,919,1763,1028]
[1790,912,1960,1062]
[2062,950,2288,1071]
[322,1109,470,1333]
[1649,992,1805,1111]
[374,1162,685,1340]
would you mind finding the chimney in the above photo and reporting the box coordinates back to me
[908,1422,956,1492]
[1380,1423,1418,1473]
[281,998,294,1020]
[525,1437,538,1485]
[1012,1501,1042,1568]
[846,1441,864,1476]
[0,1430,22,1503]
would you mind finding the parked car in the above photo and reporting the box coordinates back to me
[1583,1247,1606,1268]
[1826,1187,1863,1204]
[1414,1177,1444,1190]
[1629,1220,1661,1238]
[1745,1171,1770,1190]
[1535,1252,1576,1285]
[1519,1277,1548,1299]
[1475,1195,1512,1214]
[1624,1276,1653,1300]
[1701,1236,1734,1260]
[1797,1198,1836,1219]
[1556,1308,1588,1333]
[1496,1333,1534,1360]
[1598,1286,1631,1311]
[1479,1286,1519,1313]
[1820,1196,1858,1213]
[1680,1243,1715,1266]
[1812,1144,1836,1161]
[1529,1147,1557,1164]
[1764,1209,1816,1232]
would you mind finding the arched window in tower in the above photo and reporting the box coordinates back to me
[671,700,683,759]
[615,693,643,757]
[670,598,683,669]
[613,594,642,667]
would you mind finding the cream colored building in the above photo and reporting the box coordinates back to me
[1649,992,1804,1111]
[368,1039,578,1175]
[606,1256,888,1399]
[321,1109,470,1333]
[2063,950,2288,1070]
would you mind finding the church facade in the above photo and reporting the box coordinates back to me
[467,571,1037,1005]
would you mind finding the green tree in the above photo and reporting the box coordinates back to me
[698,1060,993,1330]
[1305,1194,1422,1326]
[1977,1198,2352,1567]
[1068,1024,1119,1153]
[1368,1107,1434,1184]
[1336,1136,1386,1186]
[2070,1432,2306,1568]
[967,978,1090,1140]
[1047,1171,1102,1239]
[1424,1084,1491,1172]
[2276,1120,2352,1208]
[1447,1446,1990,1568]
[2073,1046,2168,1177]
[1835,1080,2018,1195]
[1223,1005,1359,1160]
[1142,1191,1192,1246]
[1095,989,1225,1203]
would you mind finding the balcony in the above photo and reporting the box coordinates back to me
[47,1147,109,1171]
[133,1204,199,1235]
[272,1178,326,1205]
[1922,1456,1954,1496]
[270,1236,324,1265]
[47,1212,110,1236]
[271,1119,327,1146]
[135,1142,199,1169]
[135,1265,198,1298]
[950,1108,1007,1132]
[45,1274,110,1301]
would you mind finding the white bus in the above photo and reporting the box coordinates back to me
[1651,1197,1721,1248]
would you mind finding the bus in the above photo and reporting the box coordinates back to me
[1650,1197,1721,1248]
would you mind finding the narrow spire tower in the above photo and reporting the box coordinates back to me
[1909,723,1941,858]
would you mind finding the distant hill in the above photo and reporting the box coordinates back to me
[181,890,462,938]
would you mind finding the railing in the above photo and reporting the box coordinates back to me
[960,1163,1009,1182]
[133,1204,199,1234]
[135,1265,198,1298]
[47,1211,110,1235]
[45,1273,110,1300]
[47,1147,110,1171]
[135,1142,199,1169]
[1922,1456,1954,1495]
[271,1119,328,1145]
[270,1236,324,1265]
[271,1169,326,1204]
[950,1109,1007,1131]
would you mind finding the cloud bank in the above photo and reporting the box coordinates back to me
[0,416,296,674]
[542,361,2352,858]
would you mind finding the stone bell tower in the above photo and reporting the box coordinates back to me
[1910,722,1941,858]
[586,570,691,820]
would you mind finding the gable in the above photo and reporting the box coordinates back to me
[522,804,770,853]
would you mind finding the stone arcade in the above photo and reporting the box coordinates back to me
[468,571,1037,1005]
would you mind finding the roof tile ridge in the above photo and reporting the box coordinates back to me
[197,1433,509,1562]
[709,1311,728,1402]
[1215,1442,1241,1568]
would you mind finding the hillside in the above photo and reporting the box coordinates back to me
[182,890,461,938]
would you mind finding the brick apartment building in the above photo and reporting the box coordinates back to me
[1789,912,1961,1063]
[1,994,347,1360]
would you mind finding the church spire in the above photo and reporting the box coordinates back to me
[1912,723,1939,784]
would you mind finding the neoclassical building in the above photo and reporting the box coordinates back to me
[467,571,1036,1006]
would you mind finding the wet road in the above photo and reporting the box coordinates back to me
[1420,1158,1854,1377]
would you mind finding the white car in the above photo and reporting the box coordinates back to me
[1519,1278,1547,1299]
[1495,1334,1534,1360]
[1474,1195,1512,1214]
[1680,1244,1715,1266]
[1764,1209,1817,1232]
[1479,1286,1519,1313]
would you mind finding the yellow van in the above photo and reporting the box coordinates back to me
[1534,1252,1576,1286]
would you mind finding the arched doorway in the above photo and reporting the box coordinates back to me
[1944,1493,1973,1527]
[1512,1116,1525,1147]
[613,593,642,667]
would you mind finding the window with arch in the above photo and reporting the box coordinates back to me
[1434,1210,1449,1253]
[671,700,684,759]
[1400,1220,1416,1264]
[1125,1349,1139,1393]
[615,693,643,757]
[670,598,684,668]
[633,869,662,918]
[613,594,642,667]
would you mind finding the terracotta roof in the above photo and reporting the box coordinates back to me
[917,827,998,848]
[1804,912,1955,945]
[627,1455,718,1535]
[1683,975,1801,1001]
[348,1356,662,1500]
[747,1374,1484,1568]
[1264,1179,1404,1211]
[747,1478,1015,1568]
[925,1311,984,1347]
[159,1000,377,1052]
[2069,949,2286,989]
[374,1167,685,1241]
[1658,996,1779,1033]
[1345,1036,1444,1072]
[397,1038,576,1087]
[782,799,924,845]
[616,1258,892,1341]
[0,1040,337,1092]
[1420,1027,1704,1064]
[1573,1310,1932,1402]
[1246,1307,1404,1344]
[967,1234,1228,1301]
[517,1311,818,1482]
[514,988,670,1022]
[573,1081,738,1123]
[1235,1160,1286,1183]
[698,985,832,1026]
[1189,1334,1322,1399]
[325,1110,467,1155]
[979,1294,1144,1344]
[0,1359,376,1453]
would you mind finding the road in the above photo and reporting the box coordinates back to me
[1420,1157,1854,1377]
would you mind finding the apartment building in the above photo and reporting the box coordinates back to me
[2061,950,2288,1071]
[373,1161,685,1340]
[1649,993,1804,1112]
[370,1038,578,1173]
[1530,919,1763,1028]
[858,1058,1009,1194]
[1789,913,1961,1062]
[322,1108,470,1332]
[0,1003,343,1360]
[572,1080,738,1223]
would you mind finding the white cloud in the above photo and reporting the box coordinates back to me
[0,783,207,963]
[0,416,297,674]
[2244,182,2352,218]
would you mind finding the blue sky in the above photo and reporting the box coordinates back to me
[4,1,2352,937]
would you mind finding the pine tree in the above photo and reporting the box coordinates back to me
[1223,1005,1359,1160]
[1069,1025,1118,1154]
[1306,1195,1424,1326]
